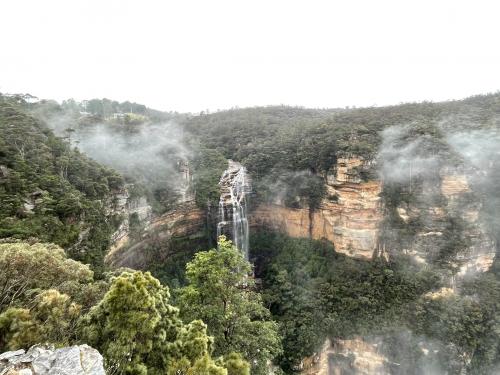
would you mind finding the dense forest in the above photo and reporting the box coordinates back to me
[1,92,499,374]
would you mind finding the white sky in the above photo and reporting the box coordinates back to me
[1,0,500,113]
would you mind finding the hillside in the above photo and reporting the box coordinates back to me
[0,94,125,274]
[0,92,499,374]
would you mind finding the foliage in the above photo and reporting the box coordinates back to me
[0,96,124,273]
[80,271,237,375]
[0,289,81,351]
[0,307,39,351]
[0,241,93,311]
[191,147,228,209]
[409,273,500,374]
[149,235,210,290]
[250,230,441,371]
[223,352,250,375]
[178,237,282,374]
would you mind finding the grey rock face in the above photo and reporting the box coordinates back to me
[0,344,105,375]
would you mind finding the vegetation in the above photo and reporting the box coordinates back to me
[178,237,282,375]
[2,91,500,374]
[0,95,124,274]
[190,147,228,209]
[81,271,237,375]
[250,231,442,371]
[0,241,105,350]
[0,239,253,374]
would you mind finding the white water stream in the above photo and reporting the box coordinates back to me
[217,161,250,259]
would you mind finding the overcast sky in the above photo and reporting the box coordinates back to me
[1,0,500,113]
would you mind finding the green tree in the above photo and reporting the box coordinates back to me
[0,241,93,311]
[0,307,39,351]
[0,289,81,351]
[223,352,250,375]
[80,271,232,375]
[178,237,282,374]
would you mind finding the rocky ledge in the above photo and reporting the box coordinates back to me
[0,344,105,375]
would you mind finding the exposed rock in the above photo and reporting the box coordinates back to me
[398,169,496,278]
[0,165,10,179]
[149,200,205,237]
[0,344,105,375]
[21,189,48,214]
[106,185,153,264]
[108,186,153,246]
[300,338,389,375]
[440,174,470,196]
[106,160,196,268]
[106,198,205,269]
[251,157,382,259]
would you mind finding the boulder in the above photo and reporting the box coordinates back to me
[0,344,105,375]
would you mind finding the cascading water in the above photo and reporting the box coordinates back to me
[217,160,251,259]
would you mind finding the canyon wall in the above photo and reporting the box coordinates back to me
[251,157,383,259]
[106,197,205,269]
[251,157,496,273]
[105,161,206,269]
[299,338,390,375]
[392,170,496,278]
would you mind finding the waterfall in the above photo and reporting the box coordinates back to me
[217,161,251,259]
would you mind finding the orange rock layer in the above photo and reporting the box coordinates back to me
[251,179,383,259]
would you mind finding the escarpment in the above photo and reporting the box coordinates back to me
[250,156,496,278]
[105,161,206,269]
[384,168,496,279]
[251,157,383,259]
[299,338,390,375]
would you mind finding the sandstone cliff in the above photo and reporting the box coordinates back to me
[299,338,389,375]
[251,157,383,259]
[105,160,206,269]
[392,170,496,278]
[106,197,205,269]
[251,157,496,274]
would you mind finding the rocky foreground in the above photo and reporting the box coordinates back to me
[0,345,105,375]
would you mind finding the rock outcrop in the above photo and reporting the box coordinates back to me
[0,344,105,375]
[393,170,496,278]
[251,157,383,259]
[299,338,389,375]
[107,186,153,257]
[251,157,496,272]
[106,198,205,269]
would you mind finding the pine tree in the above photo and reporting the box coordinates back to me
[178,237,282,374]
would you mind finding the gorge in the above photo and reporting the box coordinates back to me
[1,93,500,374]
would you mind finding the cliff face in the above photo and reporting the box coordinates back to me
[106,194,205,269]
[392,170,496,278]
[251,157,383,259]
[105,160,206,269]
[251,157,496,273]
[108,186,153,249]
[299,338,389,375]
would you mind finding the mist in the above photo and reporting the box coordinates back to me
[447,129,500,252]
[378,125,441,185]
[42,111,192,212]
[376,123,500,374]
